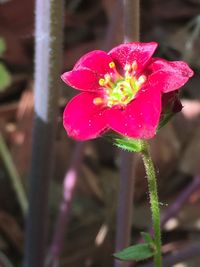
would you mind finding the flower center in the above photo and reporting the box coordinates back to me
[94,61,146,108]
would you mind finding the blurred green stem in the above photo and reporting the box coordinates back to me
[0,251,15,267]
[0,133,27,216]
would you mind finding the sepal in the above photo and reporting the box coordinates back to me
[158,91,182,131]
[105,133,143,152]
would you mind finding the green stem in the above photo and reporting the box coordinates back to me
[0,133,27,216]
[141,140,162,267]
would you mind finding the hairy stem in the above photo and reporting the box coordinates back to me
[0,133,27,216]
[140,243,200,267]
[141,141,162,267]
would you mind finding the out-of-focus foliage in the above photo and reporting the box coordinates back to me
[0,38,6,55]
[0,37,11,91]
[0,64,11,91]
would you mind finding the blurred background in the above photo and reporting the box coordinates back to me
[0,0,200,266]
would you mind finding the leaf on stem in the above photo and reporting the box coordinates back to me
[113,243,154,262]
[141,232,154,244]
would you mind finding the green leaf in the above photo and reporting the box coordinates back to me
[0,63,11,91]
[141,232,153,244]
[0,38,6,56]
[105,134,143,152]
[113,243,154,262]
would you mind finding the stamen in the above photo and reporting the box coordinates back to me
[131,61,138,72]
[124,64,132,72]
[98,59,144,108]
[107,100,113,107]
[124,64,132,82]
[93,97,104,105]
[99,78,105,86]
[125,75,132,82]
[104,74,111,82]
[104,74,115,89]
[109,62,115,68]
[108,62,123,80]
[137,75,147,86]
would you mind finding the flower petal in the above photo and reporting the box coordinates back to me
[108,42,158,72]
[61,68,101,91]
[106,87,161,139]
[63,92,108,140]
[148,59,194,93]
[74,50,114,76]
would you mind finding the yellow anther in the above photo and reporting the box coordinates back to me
[131,61,138,71]
[93,97,104,105]
[99,78,105,86]
[109,62,115,68]
[137,75,147,85]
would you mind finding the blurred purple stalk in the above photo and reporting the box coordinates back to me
[161,175,200,227]
[46,142,85,267]
[140,243,200,267]
[23,1,63,267]
[115,1,140,267]
[146,175,200,236]
[46,2,128,265]
[115,151,135,265]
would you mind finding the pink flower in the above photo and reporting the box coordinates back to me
[61,42,193,141]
